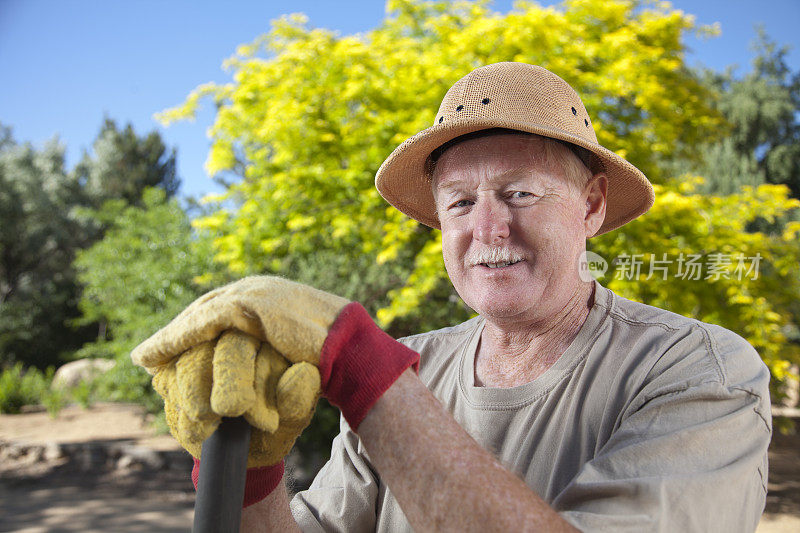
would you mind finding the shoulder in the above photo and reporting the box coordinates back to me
[594,285,770,403]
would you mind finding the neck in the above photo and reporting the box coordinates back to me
[475,281,595,388]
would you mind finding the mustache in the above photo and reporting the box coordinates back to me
[468,247,525,266]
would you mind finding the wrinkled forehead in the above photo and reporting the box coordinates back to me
[433,164,543,195]
[430,133,564,191]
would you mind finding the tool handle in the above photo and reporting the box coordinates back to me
[192,416,252,533]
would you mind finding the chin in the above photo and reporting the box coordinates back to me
[466,290,536,321]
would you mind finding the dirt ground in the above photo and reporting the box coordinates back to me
[0,404,193,532]
[1,403,798,532]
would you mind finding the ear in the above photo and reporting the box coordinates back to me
[583,173,607,238]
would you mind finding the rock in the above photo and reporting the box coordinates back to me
[43,441,63,461]
[65,443,107,470]
[52,359,115,389]
[116,454,138,471]
[123,446,165,470]
[25,445,44,462]
[2,442,24,459]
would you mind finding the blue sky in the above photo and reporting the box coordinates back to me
[1,0,798,201]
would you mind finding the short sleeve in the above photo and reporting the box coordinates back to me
[553,329,772,532]
[290,415,379,532]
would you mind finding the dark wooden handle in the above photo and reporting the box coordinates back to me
[192,417,252,533]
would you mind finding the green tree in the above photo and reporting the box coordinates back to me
[73,188,221,408]
[73,118,179,208]
[677,30,800,197]
[0,127,94,369]
[0,118,182,370]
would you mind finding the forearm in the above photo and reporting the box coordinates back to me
[240,476,301,533]
[357,369,577,533]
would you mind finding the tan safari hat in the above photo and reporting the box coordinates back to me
[374,62,654,236]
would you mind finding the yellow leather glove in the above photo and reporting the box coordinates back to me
[132,276,349,370]
[134,275,420,436]
[149,329,320,467]
[132,276,420,509]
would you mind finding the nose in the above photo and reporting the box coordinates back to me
[472,196,510,244]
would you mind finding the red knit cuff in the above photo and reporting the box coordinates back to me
[192,457,284,508]
[319,302,420,430]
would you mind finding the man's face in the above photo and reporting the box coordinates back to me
[432,133,606,324]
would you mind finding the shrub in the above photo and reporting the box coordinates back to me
[91,353,162,414]
[70,379,96,409]
[0,363,53,414]
[42,387,68,418]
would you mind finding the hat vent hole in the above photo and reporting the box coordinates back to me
[456,105,464,111]
[481,98,490,105]
[585,119,589,127]
[571,107,577,115]
[439,116,444,123]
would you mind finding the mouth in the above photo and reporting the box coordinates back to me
[478,259,523,269]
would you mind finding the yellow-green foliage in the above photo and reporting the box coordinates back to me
[157,0,799,391]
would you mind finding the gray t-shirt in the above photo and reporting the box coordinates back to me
[291,283,771,532]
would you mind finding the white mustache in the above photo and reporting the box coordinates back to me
[468,247,524,266]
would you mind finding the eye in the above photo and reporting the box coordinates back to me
[510,191,532,199]
[450,199,474,209]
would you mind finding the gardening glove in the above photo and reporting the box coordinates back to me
[132,275,420,431]
[149,331,320,506]
[150,331,319,464]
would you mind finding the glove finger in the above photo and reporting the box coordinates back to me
[276,362,321,426]
[243,343,287,433]
[175,341,215,421]
[211,330,259,416]
[154,360,220,458]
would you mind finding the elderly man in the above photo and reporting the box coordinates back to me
[133,63,771,532]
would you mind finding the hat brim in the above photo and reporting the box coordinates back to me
[375,117,654,236]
